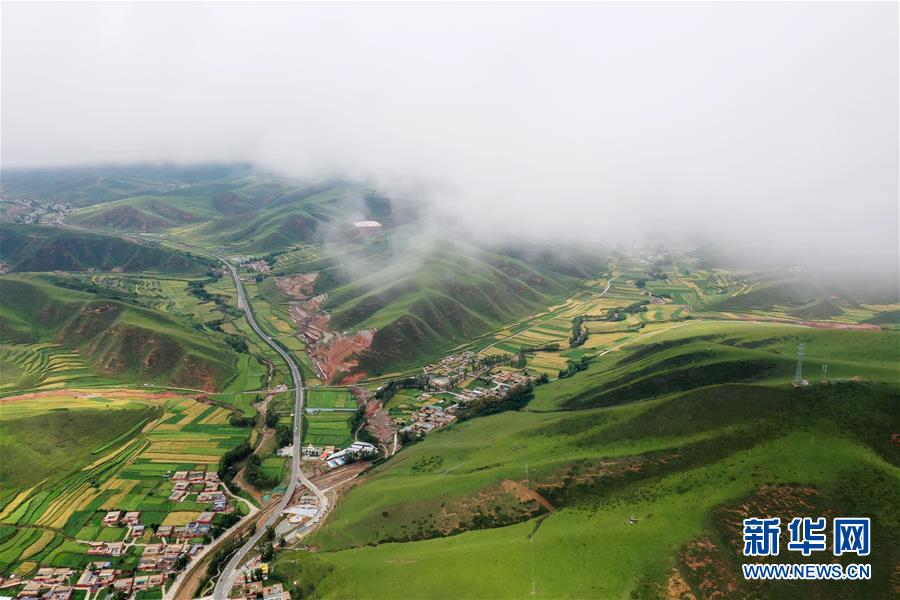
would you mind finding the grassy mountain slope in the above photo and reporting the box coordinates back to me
[0,277,240,390]
[0,224,209,274]
[65,175,404,253]
[280,322,899,599]
[280,235,597,374]
[0,164,253,207]
[0,401,159,491]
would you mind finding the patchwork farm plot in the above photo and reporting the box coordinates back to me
[305,388,354,410]
[302,412,354,449]
[0,391,250,580]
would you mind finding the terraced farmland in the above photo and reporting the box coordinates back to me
[0,343,116,393]
[0,392,250,575]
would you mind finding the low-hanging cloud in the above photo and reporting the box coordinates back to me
[2,2,897,272]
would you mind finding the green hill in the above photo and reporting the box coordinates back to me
[64,175,405,253]
[272,237,596,375]
[0,277,240,390]
[281,322,899,599]
[0,224,209,274]
[0,164,253,207]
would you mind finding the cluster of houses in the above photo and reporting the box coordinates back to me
[5,568,75,600]
[100,510,145,540]
[2,562,171,600]
[421,351,536,394]
[397,358,539,437]
[244,260,271,273]
[74,566,165,596]
[137,541,203,571]
[232,256,272,272]
[422,351,478,390]
[399,402,458,436]
[157,511,216,540]
[167,470,227,511]
[3,199,72,226]
[1,470,238,599]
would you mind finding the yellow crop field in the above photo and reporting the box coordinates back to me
[582,333,629,349]
[0,394,145,420]
[144,453,218,463]
[175,401,208,425]
[161,511,199,526]
[104,479,138,508]
[0,483,43,520]
[199,406,230,425]
[39,482,92,528]
[20,531,55,561]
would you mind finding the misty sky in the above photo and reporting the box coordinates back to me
[2,2,898,269]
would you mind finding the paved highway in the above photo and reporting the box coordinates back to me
[212,265,327,600]
[55,219,328,600]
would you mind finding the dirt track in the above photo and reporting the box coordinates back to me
[501,480,556,513]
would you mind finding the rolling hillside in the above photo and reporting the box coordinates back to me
[258,231,603,376]
[0,163,253,207]
[65,174,411,253]
[0,224,209,274]
[0,277,241,391]
[282,322,900,599]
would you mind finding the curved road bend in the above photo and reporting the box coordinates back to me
[212,265,327,600]
[53,221,326,598]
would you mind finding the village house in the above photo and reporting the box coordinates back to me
[112,578,133,594]
[186,521,211,536]
[101,511,121,527]
[123,512,141,525]
[18,580,44,598]
[32,569,71,585]
[241,581,263,598]
[262,583,291,600]
[156,525,174,538]
[96,570,117,587]
[137,557,159,571]
[43,586,73,600]
[87,542,125,556]
[73,571,96,590]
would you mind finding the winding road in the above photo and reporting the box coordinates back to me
[211,265,327,600]
[55,220,327,599]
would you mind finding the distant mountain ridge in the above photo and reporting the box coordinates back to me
[0,224,209,274]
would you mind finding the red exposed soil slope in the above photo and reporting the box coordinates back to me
[275,273,374,384]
